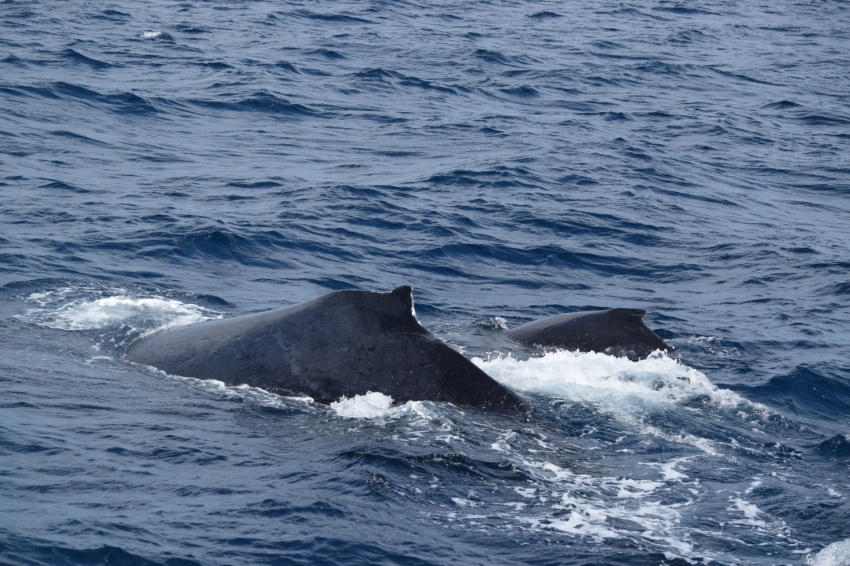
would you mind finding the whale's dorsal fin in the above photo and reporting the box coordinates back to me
[390,285,415,317]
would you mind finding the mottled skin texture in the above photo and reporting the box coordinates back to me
[126,286,526,412]
[507,308,671,361]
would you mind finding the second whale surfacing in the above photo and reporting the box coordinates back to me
[507,308,671,361]
[126,286,527,412]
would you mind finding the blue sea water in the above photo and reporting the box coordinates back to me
[2,0,850,564]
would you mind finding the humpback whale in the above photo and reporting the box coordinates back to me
[507,308,670,361]
[126,286,526,412]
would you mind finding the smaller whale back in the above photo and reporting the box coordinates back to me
[507,308,670,360]
[126,286,526,411]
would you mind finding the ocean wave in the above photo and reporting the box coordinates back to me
[0,534,198,566]
[186,91,316,116]
[60,48,114,69]
[743,365,850,424]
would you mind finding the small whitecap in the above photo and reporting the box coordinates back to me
[728,496,765,523]
[139,31,171,40]
[475,316,509,330]
[451,497,482,508]
[653,457,691,481]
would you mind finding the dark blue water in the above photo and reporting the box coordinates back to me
[2,0,850,564]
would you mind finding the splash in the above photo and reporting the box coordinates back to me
[331,392,395,418]
[474,350,749,420]
[330,392,441,422]
[808,538,850,566]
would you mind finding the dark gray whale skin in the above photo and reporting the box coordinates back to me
[126,286,526,412]
[507,308,671,361]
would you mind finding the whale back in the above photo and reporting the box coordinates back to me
[126,286,525,411]
[507,308,670,360]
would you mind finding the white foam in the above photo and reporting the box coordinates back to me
[468,435,807,564]
[644,457,691,482]
[25,286,81,306]
[745,477,763,495]
[730,497,763,522]
[660,458,689,481]
[473,350,750,424]
[523,511,620,541]
[514,458,685,546]
[145,372,317,413]
[640,424,721,456]
[677,335,741,359]
[808,538,850,566]
[21,293,219,333]
[451,497,483,508]
[331,392,395,418]
[140,31,164,39]
[329,392,441,422]
[514,486,537,499]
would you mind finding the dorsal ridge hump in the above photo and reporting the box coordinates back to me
[611,308,646,320]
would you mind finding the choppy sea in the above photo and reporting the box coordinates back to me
[2,0,850,564]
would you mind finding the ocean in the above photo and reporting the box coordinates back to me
[2,0,849,564]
